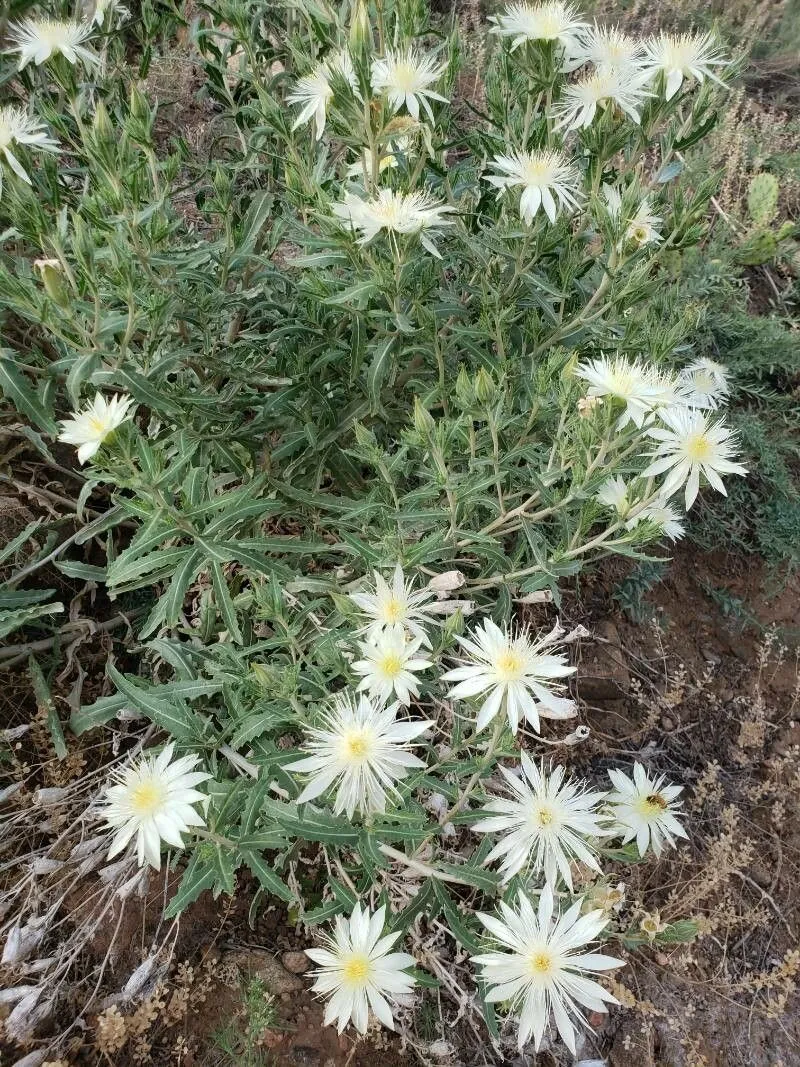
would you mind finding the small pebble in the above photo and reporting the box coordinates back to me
[282,950,310,974]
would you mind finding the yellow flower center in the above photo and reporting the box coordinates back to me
[532,803,556,828]
[88,416,109,436]
[528,949,554,976]
[631,224,650,244]
[692,370,715,393]
[522,159,552,186]
[637,792,668,817]
[684,432,713,462]
[378,652,404,678]
[382,597,405,624]
[342,729,373,763]
[342,953,372,984]
[494,649,526,682]
[391,62,420,93]
[129,779,166,817]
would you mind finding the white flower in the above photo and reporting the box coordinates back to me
[88,0,129,27]
[346,149,398,181]
[352,632,433,706]
[575,356,674,429]
[331,188,454,257]
[484,149,581,225]
[567,24,644,73]
[607,762,687,857]
[643,32,728,101]
[306,903,417,1034]
[287,51,358,140]
[5,19,98,70]
[58,392,135,464]
[627,498,684,541]
[287,692,432,818]
[0,106,58,189]
[349,563,439,647]
[596,475,630,516]
[489,2,586,53]
[643,406,748,509]
[102,743,211,870]
[371,47,448,122]
[473,883,623,1053]
[554,68,649,131]
[678,357,730,410]
[442,619,576,735]
[602,185,662,247]
[474,753,608,887]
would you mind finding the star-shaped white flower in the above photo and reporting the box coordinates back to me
[575,356,675,429]
[474,753,608,887]
[287,692,432,818]
[607,762,688,857]
[678,357,730,410]
[643,32,728,101]
[442,619,576,735]
[0,106,58,190]
[484,148,581,225]
[352,632,433,707]
[331,187,454,257]
[554,67,650,131]
[371,47,448,122]
[58,392,135,464]
[348,563,439,647]
[5,18,98,70]
[287,51,359,140]
[489,2,586,53]
[627,498,685,542]
[473,883,623,1053]
[643,406,747,509]
[306,903,417,1033]
[102,743,211,870]
[566,24,644,73]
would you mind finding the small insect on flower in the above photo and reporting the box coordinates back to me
[349,563,439,647]
[607,762,687,857]
[287,692,432,818]
[287,51,359,140]
[102,743,211,870]
[442,619,576,735]
[306,903,417,1033]
[643,32,728,101]
[554,67,649,131]
[5,18,98,70]
[602,185,662,248]
[566,24,644,73]
[371,47,448,122]
[678,357,730,410]
[489,2,586,53]
[0,106,58,191]
[58,392,135,464]
[472,883,624,1053]
[352,632,433,707]
[575,355,674,429]
[474,753,608,888]
[484,149,581,225]
[331,188,454,257]
[643,406,748,509]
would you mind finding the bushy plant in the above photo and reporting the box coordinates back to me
[0,0,747,1055]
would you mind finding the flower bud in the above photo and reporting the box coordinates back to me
[353,420,377,449]
[413,397,435,437]
[349,0,371,55]
[454,365,474,410]
[33,258,68,306]
[474,366,496,405]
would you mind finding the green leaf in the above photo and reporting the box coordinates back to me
[210,560,243,644]
[106,662,205,741]
[242,850,295,903]
[0,351,58,434]
[70,692,127,734]
[432,882,483,953]
[0,602,64,640]
[436,859,499,894]
[29,656,67,759]
[366,337,395,414]
[164,851,217,918]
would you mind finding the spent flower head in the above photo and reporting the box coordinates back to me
[607,762,687,857]
[348,563,439,647]
[643,406,747,509]
[602,185,662,247]
[102,743,211,870]
[58,392,135,464]
[484,148,581,225]
[473,883,623,1052]
[442,619,576,734]
[352,632,433,707]
[287,692,432,818]
[643,32,728,101]
[370,47,448,122]
[489,2,586,53]
[474,752,608,887]
[0,106,59,189]
[5,18,98,70]
[627,498,685,541]
[306,903,417,1033]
